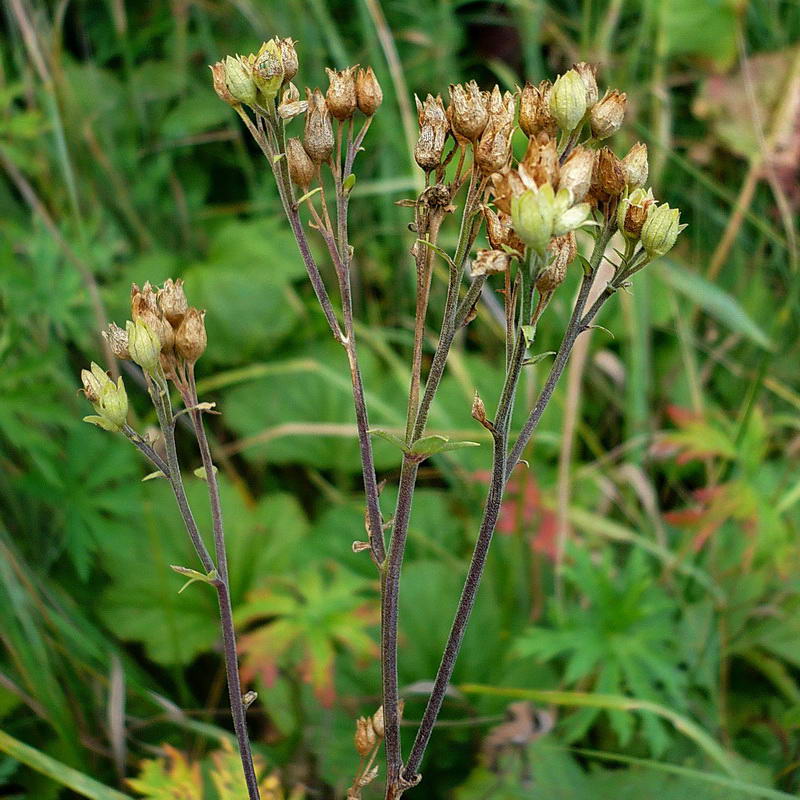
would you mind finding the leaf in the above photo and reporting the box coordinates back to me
[169,565,219,594]
[127,745,201,799]
[0,729,133,800]
[369,428,409,453]
[409,434,479,457]
[342,173,357,194]
[653,261,772,350]
[663,0,739,70]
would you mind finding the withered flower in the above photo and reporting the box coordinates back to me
[471,248,511,277]
[102,322,130,360]
[490,167,526,215]
[355,67,383,116]
[279,38,299,82]
[519,133,559,189]
[158,278,188,327]
[536,233,577,294]
[519,80,557,138]
[621,142,649,188]
[589,147,626,205]
[475,87,515,174]
[210,61,236,106]
[355,716,377,757]
[303,88,334,163]
[286,137,316,189]
[482,205,525,256]
[448,81,489,142]
[278,83,308,120]
[175,308,207,363]
[573,62,599,107]
[414,94,449,172]
[590,89,627,139]
[325,66,358,121]
[558,146,594,202]
[617,187,655,239]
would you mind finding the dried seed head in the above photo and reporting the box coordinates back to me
[325,66,358,121]
[621,142,649,189]
[131,282,173,353]
[592,147,626,199]
[158,278,188,327]
[574,62,599,107]
[355,716,377,756]
[223,55,257,106]
[126,319,162,374]
[253,39,285,101]
[471,248,511,277]
[303,88,334,163]
[558,146,594,202]
[278,83,308,120]
[475,88,515,174]
[414,94,449,172]
[617,187,655,239]
[640,202,685,259]
[537,232,577,293]
[490,167,527,215]
[279,38,299,82]
[448,81,489,142]
[519,133,560,189]
[371,706,385,738]
[519,80,557,139]
[590,89,627,140]
[102,322,130,360]
[549,70,588,132]
[482,205,525,256]
[175,307,207,363]
[355,66,383,116]
[210,61,236,106]
[286,137,315,189]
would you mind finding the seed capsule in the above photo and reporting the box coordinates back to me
[537,233,576,294]
[511,184,556,255]
[210,61,236,106]
[223,55,257,106]
[519,133,559,189]
[490,167,526,215]
[355,716,377,756]
[102,323,130,360]
[475,87,515,174]
[325,66,358,121]
[471,248,511,277]
[127,319,162,374]
[81,363,128,432]
[640,202,685,258]
[590,89,627,140]
[519,80,557,138]
[279,38,299,82]
[448,81,489,142]
[371,706,385,738]
[175,307,207,363]
[158,278,188,327]
[617,187,655,239]
[574,62,599,107]
[549,70,588,133]
[355,67,383,116]
[558,146,594,202]
[592,147,626,199]
[414,94,449,172]
[303,88,334,163]
[483,205,525,256]
[286,137,315,189]
[621,142,649,188]
[253,39,284,101]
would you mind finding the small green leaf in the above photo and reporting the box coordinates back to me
[410,434,479,457]
[521,325,536,347]
[170,565,219,594]
[141,470,167,482]
[524,350,556,367]
[343,173,357,194]
[369,429,409,453]
[415,239,457,271]
[296,186,323,205]
[193,465,218,481]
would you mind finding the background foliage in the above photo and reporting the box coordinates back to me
[1,0,800,797]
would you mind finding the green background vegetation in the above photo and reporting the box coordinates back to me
[2,0,800,797]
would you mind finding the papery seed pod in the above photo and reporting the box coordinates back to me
[487,86,516,127]
[482,205,525,256]
[371,706,385,738]
[549,70,587,133]
[448,81,489,142]
[621,142,649,188]
[158,278,188,327]
[279,38,299,82]
[490,167,526,215]
[471,248,511,277]
[325,66,358,120]
[131,281,159,319]
[558,146,594,202]
[511,184,556,255]
[286,137,315,189]
[574,62,599,107]
[519,80,557,138]
[519,133,559,189]
[355,66,383,116]
[126,319,162,374]
[102,322,130,359]
[277,83,308,120]
[475,87,515,174]
[617,187,655,239]
[590,89,627,140]
[640,202,685,258]
[355,716,377,756]
[223,55,257,106]
[253,39,284,101]
[414,94,449,172]
[175,307,207,363]
[210,61,236,106]
[537,233,577,293]
[303,88,334,163]
[593,147,626,198]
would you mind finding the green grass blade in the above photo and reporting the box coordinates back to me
[0,729,133,800]
[459,684,738,776]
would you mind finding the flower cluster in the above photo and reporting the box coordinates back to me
[80,279,207,430]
